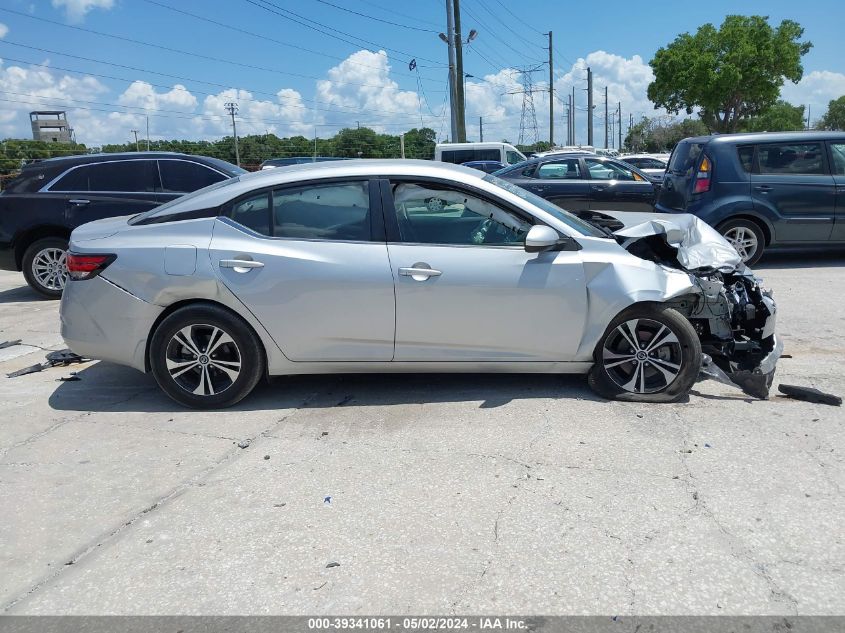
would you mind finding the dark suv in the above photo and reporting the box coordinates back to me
[657,131,845,265]
[0,152,244,297]
[495,153,656,213]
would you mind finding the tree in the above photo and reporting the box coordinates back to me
[817,96,845,130]
[648,15,812,133]
[741,100,805,132]
[624,117,708,153]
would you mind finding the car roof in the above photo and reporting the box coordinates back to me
[680,131,845,146]
[21,151,229,171]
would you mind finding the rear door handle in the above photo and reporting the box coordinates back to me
[399,263,441,281]
[754,185,772,192]
[591,185,607,191]
[68,199,90,206]
[220,259,264,273]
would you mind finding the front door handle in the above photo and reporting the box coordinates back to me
[754,185,772,193]
[220,259,265,273]
[399,263,441,281]
[591,185,607,191]
[68,199,90,206]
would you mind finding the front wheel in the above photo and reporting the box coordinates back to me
[588,303,701,403]
[22,237,69,299]
[149,304,265,409]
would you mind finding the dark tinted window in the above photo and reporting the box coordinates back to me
[272,181,370,241]
[667,142,704,174]
[87,160,158,192]
[831,143,845,175]
[628,157,666,169]
[159,160,227,193]
[441,149,500,164]
[758,143,825,175]
[51,165,92,191]
[738,146,754,172]
[230,192,271,235]
[537,159,582,179]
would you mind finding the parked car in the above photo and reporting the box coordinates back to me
[0,152,244,297]
[435,142,526,166]
[495,153,656,212]
[461,160,508,173]
[260,157,349,169]
[657,131,845,265]
[620,154,668,183]
[60,160,779,408]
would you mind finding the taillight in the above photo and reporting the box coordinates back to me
[693,155,712,194]
[66,253,115,280]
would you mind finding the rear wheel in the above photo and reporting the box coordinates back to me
[149,304,264,409]
[718,218,765,266]
[588,303,701,403]
[22,237,69,299]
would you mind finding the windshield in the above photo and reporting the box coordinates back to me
[483,174,609,238]
[128,177,237,225]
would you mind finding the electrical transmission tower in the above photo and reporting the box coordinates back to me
[507,66,543,148]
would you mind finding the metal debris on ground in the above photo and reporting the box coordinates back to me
[0,339,22,350]
[778,384,842,407]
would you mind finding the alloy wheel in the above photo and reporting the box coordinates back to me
[165,324,242,396]
[723,226,758,263]
[31,247,68,292]
[602,318,683,394]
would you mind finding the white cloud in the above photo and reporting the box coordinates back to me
[51,0,115,23]
[196,87,313,139]
[0,22,9,39]
[781,70,845,119]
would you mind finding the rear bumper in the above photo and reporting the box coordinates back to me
[0,242,17,271]
[60,275,164,372]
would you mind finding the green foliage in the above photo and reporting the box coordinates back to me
[817,96,845,130]
[648,15,812,132]
[741,100,805,132]
[624,117,709,153]
[0,139,89,175]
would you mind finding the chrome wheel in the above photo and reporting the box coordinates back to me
[165,324,241,396]
[31,247,68,292]
[723,226,759,263]
[602,318,683,394]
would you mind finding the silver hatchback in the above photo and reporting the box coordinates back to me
[60,160,780,408]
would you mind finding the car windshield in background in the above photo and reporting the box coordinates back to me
[483,174,609,238]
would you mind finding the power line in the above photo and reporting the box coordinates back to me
[307,0,438,33]
[243,0,444,67]
[491,0,543,36]
[357,0,442,28]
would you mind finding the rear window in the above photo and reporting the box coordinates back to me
[758,143,825,175]
[667,142,704,174]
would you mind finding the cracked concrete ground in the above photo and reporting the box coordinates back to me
[0,253,843,615]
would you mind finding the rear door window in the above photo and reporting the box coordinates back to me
[831,143,845,175]
[273,181,370,241]
[87,160,159,192]
[537,159,582,179]
[50,165,92,192]
[758,143,825,175]
[159,160,227,193]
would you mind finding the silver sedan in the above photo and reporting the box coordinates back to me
[59,160,780,408]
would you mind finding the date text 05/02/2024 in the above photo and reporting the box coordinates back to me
[307,617,529,630]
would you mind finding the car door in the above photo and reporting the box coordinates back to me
[208,179,396,361]
[752,142,835,242]
[826,141,845,242]
[48,159,167,227]
[585,158,655,212]
[382,178,587,362]
[510,159,590,211]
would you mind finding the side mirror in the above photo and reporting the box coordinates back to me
[524,225,562,253]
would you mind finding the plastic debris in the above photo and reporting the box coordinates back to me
[263,454,270,460]
[325,561,340,568]
[6,349,90,378]
[0,339,22,350]
[236,440,251,449]
[778,384,842,407]
[7,363,45,378]
[324,496,332,504]
[58,374,81,382]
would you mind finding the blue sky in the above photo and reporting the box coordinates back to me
[1,0,843,148]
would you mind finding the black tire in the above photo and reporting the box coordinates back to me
[22,236,69,299]
[717,218,766,267]
[149,303,265,409]
[588,303,701,403]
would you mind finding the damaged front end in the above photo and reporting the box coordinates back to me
[581,210,782,398]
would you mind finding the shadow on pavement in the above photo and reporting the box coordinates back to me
[757,248,845,270]
[0,282,49,304]
[47,361,603,413]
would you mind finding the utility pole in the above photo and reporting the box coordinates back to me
[131,129,139,152]
[571,86,575,145]
[586,67,593,147]
[563,104,569,146]
[444,0,458,143]
[145,116,150,150]
[453,0,466,142]
[400,133,405,158]
[479,116,483,142]
[604,86,609,149]
[618,102,622,150]
[806,104,812,130]
[225,102,240,167]
[547,31,554,147]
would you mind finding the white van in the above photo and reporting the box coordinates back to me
[434,142,526,166]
